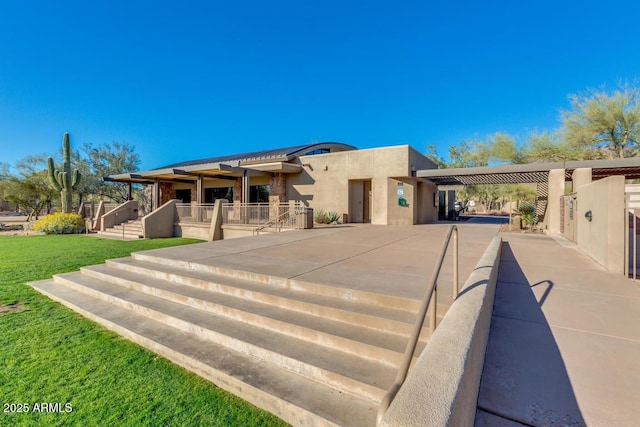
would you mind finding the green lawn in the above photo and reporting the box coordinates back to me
[0,235,288,427]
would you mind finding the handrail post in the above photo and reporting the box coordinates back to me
[453,226,459,298]
[428,287,437,331]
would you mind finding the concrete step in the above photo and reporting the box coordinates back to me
[130,250,425,312]
[30,279,376,427]
[100,219,144,239]
[107,257,431,339]
[112,225,143,231]
[51,271,394,402]
[97,230,143,239]
[80,263,423,367]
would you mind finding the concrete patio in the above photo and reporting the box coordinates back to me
[476,232,640,427]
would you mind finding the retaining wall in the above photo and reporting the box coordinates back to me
[381,236,502,427]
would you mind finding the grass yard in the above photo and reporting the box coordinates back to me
[0,235,288,427]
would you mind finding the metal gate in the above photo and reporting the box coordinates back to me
[561,193,577,242]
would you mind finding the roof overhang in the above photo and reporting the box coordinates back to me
[417,158,640,186]
[105,161,274,183]
[242,162,303,173]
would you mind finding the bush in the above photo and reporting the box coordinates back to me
[516,203,538,228]
[326,211,339,224]
[34,213,85,234]
[314,208,328,224]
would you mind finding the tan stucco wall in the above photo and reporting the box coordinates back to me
[576,175,625,273]
[572,167,592,192]
[546,169,565,234]
[142,199,176,238]
[174,223,210,240]
[287,145,438,225]
[387,178,414,225]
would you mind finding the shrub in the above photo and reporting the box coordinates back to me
[326,211,339,224]
[34,213,85,234]
[516,203,538,228]
[314,208,328,224]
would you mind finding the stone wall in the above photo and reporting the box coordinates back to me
[233,179,242,202]
[190,184,198,204]
[269,173,287,202]
[159,182,175,205]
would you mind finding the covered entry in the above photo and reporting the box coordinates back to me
[348,179,372,223]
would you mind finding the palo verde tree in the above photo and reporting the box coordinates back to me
[47,133,81,213]
[561,81,640,159]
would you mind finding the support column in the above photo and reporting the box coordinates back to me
[127,182,132,201]
[196,175,204,204]
[233,179,242,202]
[547,169,566,234]
[572,167,592,192]
[242,170,250,204]
[269,173,286,221]
[438,191,446,220]
[195,175,204,222]
[447,190,456,220]
[153,179,160,211]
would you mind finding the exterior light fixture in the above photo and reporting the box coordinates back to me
[585,210,593,222]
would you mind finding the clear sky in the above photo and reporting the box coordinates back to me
[1,0,639,171]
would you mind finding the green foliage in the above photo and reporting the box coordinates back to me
[313,209,340,224]
[0,235,284,427]
[516,202,538,228]
[0,170,55,220]
[424,144,448,168]
[47,133,81,213]
[82,141,141,203]
[33,212,85,234]
[524,131,586,162]
[313,208,328,223]
[561,80,640,159]
[326,211,339,223]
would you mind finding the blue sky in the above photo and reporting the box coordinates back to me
[1,1,639,171]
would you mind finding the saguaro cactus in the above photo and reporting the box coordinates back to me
[47,132,81,213]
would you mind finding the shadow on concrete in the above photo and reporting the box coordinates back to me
[476,242,586,427]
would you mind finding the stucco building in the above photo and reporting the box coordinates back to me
[107,142,439,226]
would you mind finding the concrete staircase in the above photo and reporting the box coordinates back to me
[97,219,144,239]
[30,249,431,427]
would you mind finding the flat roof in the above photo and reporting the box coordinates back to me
[417,158,640,185]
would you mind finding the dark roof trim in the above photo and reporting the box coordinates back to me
[154,142,356,170]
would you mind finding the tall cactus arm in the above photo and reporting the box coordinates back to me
[72,169,81,189]
[47,157,62,191]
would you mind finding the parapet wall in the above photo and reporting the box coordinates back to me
[575,175,625,273]
[381,236,502,427]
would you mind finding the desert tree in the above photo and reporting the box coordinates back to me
[561,81,640,159]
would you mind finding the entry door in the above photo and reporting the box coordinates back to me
[363,180,372,223]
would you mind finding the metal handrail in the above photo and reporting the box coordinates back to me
[376,225,458,426]
[253,209,289,234]
[253,204,307,233]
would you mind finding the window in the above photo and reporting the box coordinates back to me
[175,189,191,203]
[250,185,270,203]
[205,187,233,203]
[305,148,329,156]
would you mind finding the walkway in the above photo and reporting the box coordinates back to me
[477,232,640,427]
